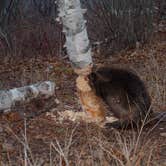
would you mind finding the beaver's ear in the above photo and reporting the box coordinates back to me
[88,72,97,83]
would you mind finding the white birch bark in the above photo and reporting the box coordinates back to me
[0,81,55,112]
[58,0,93,69]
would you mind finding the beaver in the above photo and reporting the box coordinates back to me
[89,65,152,128]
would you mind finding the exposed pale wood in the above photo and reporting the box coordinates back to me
[58,110,118,125]
[76,75,106,122]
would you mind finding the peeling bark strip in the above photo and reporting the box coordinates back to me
[0,81,55,112]
[58,0,92,68]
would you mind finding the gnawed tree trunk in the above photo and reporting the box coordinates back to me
[58,0,106,122]
[0,81,55,112]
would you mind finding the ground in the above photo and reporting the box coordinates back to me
[0,32,166,165]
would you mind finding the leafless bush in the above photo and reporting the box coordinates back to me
[0,0,161,57]
[0,0,64,57]
[82,0,154,56]
[154,0,166,22]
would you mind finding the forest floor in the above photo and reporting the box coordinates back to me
[0,31,166,165]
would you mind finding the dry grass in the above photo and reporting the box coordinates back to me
[0,32,165,166]
[146,48,166,111]
[3,118,163,166]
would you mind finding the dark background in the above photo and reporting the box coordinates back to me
[0,0,165,57]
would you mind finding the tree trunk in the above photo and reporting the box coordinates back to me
[58,0,106,122]
[0,81,55,112]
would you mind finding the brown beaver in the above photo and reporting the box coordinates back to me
[89,65,153,128]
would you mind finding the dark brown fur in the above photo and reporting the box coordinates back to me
[89,65,152,128]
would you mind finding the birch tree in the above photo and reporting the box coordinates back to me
[58,0,106,122]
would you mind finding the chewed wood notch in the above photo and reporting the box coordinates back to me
[76,75,106,122]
